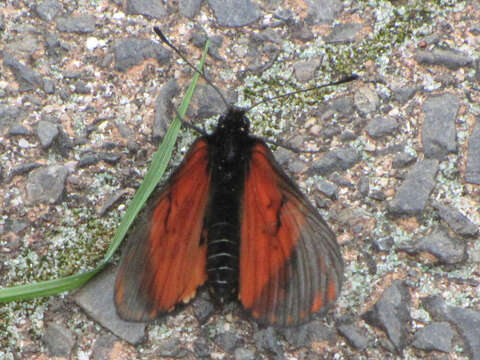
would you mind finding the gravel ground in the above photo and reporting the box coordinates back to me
[0,0,479,359]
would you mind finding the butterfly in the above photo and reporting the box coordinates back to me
[114,28,347,326]
[114,104,344,326]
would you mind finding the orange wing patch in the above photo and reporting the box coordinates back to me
[115,139,211,321]
[239,142,343,326]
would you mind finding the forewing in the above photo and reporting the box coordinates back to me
[239,142,343,326]
[115,139,211,321]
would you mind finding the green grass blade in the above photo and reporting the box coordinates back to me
[0,39,210,303]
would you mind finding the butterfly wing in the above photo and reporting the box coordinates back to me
[239,141,344,326]
[114,138,211,321]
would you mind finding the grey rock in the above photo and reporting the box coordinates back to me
[369,190,386,201]
[24,95,43,106]
[126,0,167,19]
[291,23,315,42]
[337,207,373,234]
[362,280,411,354]
[446,306,480,359]
[234,347,255,360]
[412,322,456,353]
[251,29,282,44]
[208,0,261,27]
[325,23,363,43]
[476,58,480,83]
[42,322,75,357]
[43,78,55,94]
[392,86,420,104]
[56,15,96,33]
[422,93,458,159]
[214,332,241,352]
[179,0,202,18]
[305,0,342,24]
[306,320,337,343]
[59,87,70,101]
[293,58,321,83]
[155,338,188,358]
[254,327,282,356]
[465,117,480,184]
[98,189,131,216]
[8,123,31,136]
[191,26,223,60]
[423,296,480,360]
[281,321,334,349]
[274,8,293,22]
[92,334,117,360]
[35,0,62,22]
[192,295,215,324]
[329,173,354,188]
[115,120,134,139]
[26,165,68,204]
[74,80,90,94]
[422,295,450,322]
[322,124,341,138]
[113,38,170,72]
[316,180,338,199]
[288,159,306,174]
[388,159,439,216]
[392,152,416,169]
[78,153,99,168]
[99,152,122,165]
[330,95,355,116]
[2,52,44,91]
[354,86,379,115]
[415,48,473,70]
[340,130,357,141]
[310,147,361,176]
[193,83,229,119]
[44,32,61,53]
[315,194,333,209]
[126,141,140,153]
[434,203,478,237]
[8,219,28,233]
[53,128,72,157]
[338,324,369,350]
[153,79,179,142]
[45,35,65,60]
[365,116,399,138]
[413,227,467,264]
[372,237,394,252]
[73,265,146,345]
[0,105,27,135]
[5,35,41,57]
[358,176,369,196]
[36,120,59,148]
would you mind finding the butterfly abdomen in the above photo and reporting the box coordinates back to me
[205,109,255,302]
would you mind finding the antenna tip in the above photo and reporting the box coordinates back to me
[343,74,360,82]
[153,27,168,43]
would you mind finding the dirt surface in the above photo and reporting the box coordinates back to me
[0,0,479,359]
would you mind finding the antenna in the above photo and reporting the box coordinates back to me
[246,74,359,112]
[154,27,230,108]
[154,27,358,115]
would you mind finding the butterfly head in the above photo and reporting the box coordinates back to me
[215,107,250,137]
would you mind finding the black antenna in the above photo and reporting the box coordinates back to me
[246,74,359,112]
[154,27,359,115]
[154,27,230,108]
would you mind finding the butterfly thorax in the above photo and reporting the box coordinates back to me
[204,108,255,303]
